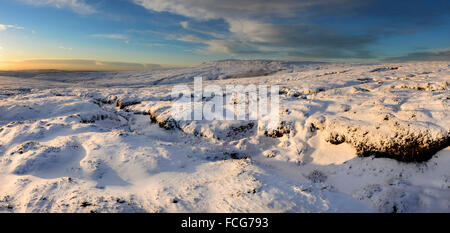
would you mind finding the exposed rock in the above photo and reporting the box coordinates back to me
[322,119,450,162]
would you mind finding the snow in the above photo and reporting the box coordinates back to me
[0,60,449,212]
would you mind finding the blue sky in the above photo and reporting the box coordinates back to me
[0,0,449,70]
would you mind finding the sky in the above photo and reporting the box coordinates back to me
[0,0,449,71]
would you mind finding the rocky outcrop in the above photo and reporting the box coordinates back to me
[320,118,450,162]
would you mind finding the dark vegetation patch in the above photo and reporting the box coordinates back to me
[262,121,293,138]
[116,99,141,109]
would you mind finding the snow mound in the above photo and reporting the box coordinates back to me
[318,117,449,162]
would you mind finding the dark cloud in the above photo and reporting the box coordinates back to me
[179,22,377,58]
[288,49,374,59]
[248,24,377,49]
[384,49,450,62]
[134,0,449,60]
[134,0,362,21]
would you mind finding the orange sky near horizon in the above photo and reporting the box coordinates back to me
[0,59,170,71]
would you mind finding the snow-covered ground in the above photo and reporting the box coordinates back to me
[0,60,448,213]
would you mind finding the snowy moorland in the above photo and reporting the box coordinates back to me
[0,60,449,213]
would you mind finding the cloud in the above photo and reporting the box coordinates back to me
[177,35,205,43]
[92,34,127,40]
[177,35,271,55]
[384,49,450,62]
[288,49,374,59]
[133,0,360,21]
[20,0,96,14]
[227,20,375,49]
[0,24,25,31]
[205,40,271,55]
[134,0,449,59]
[1,59,164,71]
[177,21,376,58]
[0,46,3,50]
[92,34,129,43]
[134,0,373,58]
[58,46,73,51]
[180,21,189,29]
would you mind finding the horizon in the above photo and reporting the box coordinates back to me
[1,58,448,73]
[1,0,449,71]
